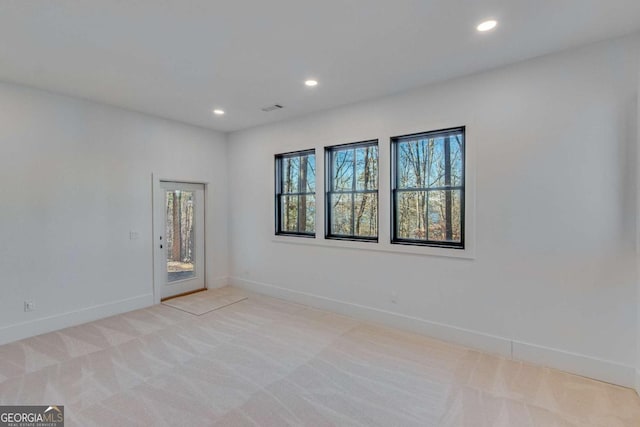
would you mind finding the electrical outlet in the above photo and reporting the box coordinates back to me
[24,301,35,312]
[129,231,139,240]
[390,291,398,304]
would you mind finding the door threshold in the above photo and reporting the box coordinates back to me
[161,288,207,302]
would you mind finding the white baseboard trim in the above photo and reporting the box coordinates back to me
[231,277,511,357]
[512,340,634,388]
[0,293,154,346]
[208,276,230,289]
[230,277,635,389]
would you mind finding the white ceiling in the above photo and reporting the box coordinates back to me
[1,1,639,133]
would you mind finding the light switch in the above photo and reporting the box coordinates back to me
[129,231,140,240]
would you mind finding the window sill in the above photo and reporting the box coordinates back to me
[275,232,315,239]
[272,234,475,259]
[325,235,378,243]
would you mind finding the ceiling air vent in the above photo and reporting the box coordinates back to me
[261,104,283,112]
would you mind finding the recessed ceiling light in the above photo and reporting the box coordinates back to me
[477,20,497,32]
[305,79,318,87]
[212,109,225,115]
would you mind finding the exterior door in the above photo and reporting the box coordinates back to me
[159,181,205,299]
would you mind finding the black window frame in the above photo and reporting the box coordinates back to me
[391,127,465,249]
[274,149,316,237]
[325,140,379,242]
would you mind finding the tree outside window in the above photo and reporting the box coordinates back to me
[275,150,316,236]
[392,128,464,248]
[326,141,378,241]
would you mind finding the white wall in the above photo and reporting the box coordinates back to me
[637,68,640,394]
[228,34,640,387]
[0,82,228,344]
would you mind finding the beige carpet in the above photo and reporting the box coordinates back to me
[0,289,639,426]
[162,286,247,315]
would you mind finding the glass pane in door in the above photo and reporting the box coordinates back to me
[165,190,196,282]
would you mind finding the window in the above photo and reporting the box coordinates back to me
[275,150,316,236]
[326,140,378,241]
[391,127,465,248]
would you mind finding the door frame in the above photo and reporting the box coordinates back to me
[152,173,209,304]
